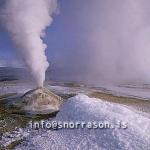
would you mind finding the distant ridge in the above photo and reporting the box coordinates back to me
[0,67,26,81]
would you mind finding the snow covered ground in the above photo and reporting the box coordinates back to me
[1,94,150,150]
[97,84,150,100]
[1,82,150,149]
[2,82,150,100]
[0,83,89,96]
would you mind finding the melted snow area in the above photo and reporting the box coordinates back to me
[11,94,150,150]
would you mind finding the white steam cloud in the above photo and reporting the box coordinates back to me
[86,0,150,84]
[1,0,57,87]
[52,0,150,85]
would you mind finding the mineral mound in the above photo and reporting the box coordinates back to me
[20,87,63,114]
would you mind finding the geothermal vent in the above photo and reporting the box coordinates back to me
[20,87,62,114]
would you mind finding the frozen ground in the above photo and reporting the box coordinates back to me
[0,82,89,96]
[96,84,150,100]
[0,94,150,150]
[0,82,150,149]
[2,82,150,100]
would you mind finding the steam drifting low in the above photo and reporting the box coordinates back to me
[1,0,57,87]
[50,0,150,85]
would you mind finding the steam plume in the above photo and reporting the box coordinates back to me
[1,0,57,87]
[50,0,150,85]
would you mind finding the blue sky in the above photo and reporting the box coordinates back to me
[1,0,150,84]
[0,0,96,82]
[0,0,90,68]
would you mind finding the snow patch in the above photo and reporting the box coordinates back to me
[15,94,150,150]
